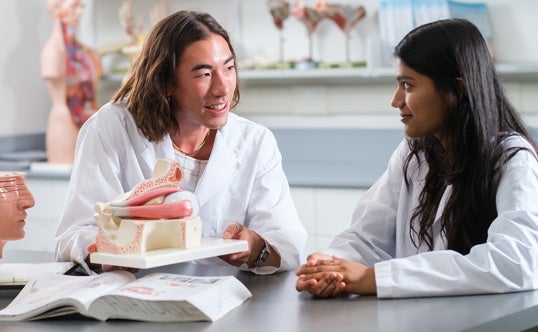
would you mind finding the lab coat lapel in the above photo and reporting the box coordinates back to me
[138,135,176,177]
[195,130,239,207]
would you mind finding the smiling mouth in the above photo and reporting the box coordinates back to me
[206,103,227,111]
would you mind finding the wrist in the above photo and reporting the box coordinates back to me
[248,236,270,268]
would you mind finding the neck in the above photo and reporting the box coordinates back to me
[172,128,211,157]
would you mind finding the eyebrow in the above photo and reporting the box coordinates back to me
[396,74,414,81]
[191,55,235,72]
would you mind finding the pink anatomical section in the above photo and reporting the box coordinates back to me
[106,190,198,219]
[110,159,184,207]
[100,159,197,220]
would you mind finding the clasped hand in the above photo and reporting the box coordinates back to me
[295,253,377,298]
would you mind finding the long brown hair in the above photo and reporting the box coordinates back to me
[112,10,240,142]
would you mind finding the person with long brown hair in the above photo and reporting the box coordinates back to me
[55,10,306,275]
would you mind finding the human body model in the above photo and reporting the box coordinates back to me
[41,0,101,164]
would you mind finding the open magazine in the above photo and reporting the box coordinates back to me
[0,271,251,322]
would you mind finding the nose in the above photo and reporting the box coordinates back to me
[17,190,35,211]
[211,71,232,97]
[391,86,404,109]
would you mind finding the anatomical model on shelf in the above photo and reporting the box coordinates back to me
[267,0,290,67]
[118,0,169,67]
[0,172,35,259]
[290,0,325,66]
[94,159,202,255]
[41,0,102,164]
[316,0,366,64]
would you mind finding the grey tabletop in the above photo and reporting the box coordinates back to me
[0,262,537,332]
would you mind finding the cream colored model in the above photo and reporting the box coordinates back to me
[94,159,201,254]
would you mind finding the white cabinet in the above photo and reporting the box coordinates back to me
[291,187,365,254]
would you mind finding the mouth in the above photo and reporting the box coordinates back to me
[400,113,413,122]
[205,102,228,115]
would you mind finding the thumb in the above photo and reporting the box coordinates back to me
[87,242,98,254]
[222,222,241,239]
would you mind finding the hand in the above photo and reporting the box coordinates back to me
[219,222,265,267]
[295,255,377,298]
[86,242,139,273]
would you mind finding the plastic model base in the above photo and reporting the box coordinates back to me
[89,238,248,269]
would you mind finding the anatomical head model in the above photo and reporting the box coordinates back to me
[0,172,35,258]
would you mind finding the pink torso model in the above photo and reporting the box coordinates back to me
[62,22,100,127]
[41,0,102,164]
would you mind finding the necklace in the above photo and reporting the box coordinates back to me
[172,129,211,157]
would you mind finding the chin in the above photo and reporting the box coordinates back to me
[209,115,229,129]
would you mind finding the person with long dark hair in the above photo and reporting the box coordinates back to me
[55,10,307,275]
[296,18,538,298]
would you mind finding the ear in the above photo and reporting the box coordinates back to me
[455,77,466,101]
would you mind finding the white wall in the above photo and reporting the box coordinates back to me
[0,0,51,136]
[1,0,538,137]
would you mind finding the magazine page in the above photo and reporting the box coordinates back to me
[0,262,78,288]
[87,273,252,322]
[0,271,135,321]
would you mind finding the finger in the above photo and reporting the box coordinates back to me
[102,264,113,272]
[306,253,332,264]
[297,264,336,276]
[218,254,244,267]
[296,278,316,292]
[332,281,346,297]
[228,250,249,262]
[315,273,340,298]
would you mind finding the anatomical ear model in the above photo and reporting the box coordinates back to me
[94,159,202,254]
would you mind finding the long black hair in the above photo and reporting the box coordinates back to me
[395,19,536,254]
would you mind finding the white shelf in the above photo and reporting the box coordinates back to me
[239,62,538,86]
[102,63,538,86]
[239,66,394,86]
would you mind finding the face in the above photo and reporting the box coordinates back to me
[391,59,450,143]
[59,0,83,27]
[0,176,35,241]
[169,34,237,130]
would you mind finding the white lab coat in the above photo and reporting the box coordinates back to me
[324,137,538,298]
[55,102,307,274]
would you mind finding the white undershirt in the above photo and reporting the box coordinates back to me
[173,150,208,192]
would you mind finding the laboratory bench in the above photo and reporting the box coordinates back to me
[0,261,537,332]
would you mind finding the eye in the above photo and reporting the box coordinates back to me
[226,64,236,71]
[400,81,411,90]
[195,71,211,78]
